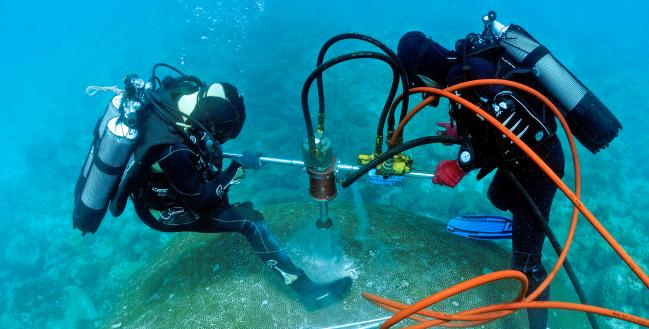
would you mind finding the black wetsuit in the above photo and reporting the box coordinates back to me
[131,143,302,280]
[448,56,565,329]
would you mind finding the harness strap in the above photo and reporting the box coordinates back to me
[93,155,126,176]
[520,45,550,68]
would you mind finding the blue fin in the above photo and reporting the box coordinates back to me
[447,214,512,240]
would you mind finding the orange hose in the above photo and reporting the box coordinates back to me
[376,270,528,328]
[364,79,649,328]
[384,93,436,150]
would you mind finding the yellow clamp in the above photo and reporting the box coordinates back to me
[358,153,376,165]
[358,153,413,175]
[385,154,413,175]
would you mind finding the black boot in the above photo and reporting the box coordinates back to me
[524,262,550,329]
[232,213,352,310]
[527,272,550,329]
[290,271,352,310]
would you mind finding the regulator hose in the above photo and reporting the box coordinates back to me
[143,67,219,167]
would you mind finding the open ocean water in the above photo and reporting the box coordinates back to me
[0,0,647,328]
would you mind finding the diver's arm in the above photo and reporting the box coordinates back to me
[155,144,242,213]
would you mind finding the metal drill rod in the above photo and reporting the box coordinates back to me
[223,152,435,179]
[223,153,306,167]
[316,201,333,229]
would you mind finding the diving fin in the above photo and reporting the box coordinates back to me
[447,214,512,240]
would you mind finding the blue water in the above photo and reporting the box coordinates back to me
[0,0,648,328]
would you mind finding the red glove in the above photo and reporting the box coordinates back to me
[433,160,466,187]
[436,122,458,146]
[436,122,458,138]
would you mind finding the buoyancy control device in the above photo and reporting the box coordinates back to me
[475,11,622,154]
[72,76,147,235]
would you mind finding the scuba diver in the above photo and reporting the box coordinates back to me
[73,67,351,310]
[397,31,565,329]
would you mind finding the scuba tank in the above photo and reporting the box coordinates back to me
[74,94,122,201]
[72,76,145,235]
[484,11,622,154]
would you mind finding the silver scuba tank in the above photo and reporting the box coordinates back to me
[491,20,622,153]
[75,95,121,198]
[73,95,139,235]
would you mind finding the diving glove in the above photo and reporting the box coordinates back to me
[436,122,458,138]
[433,160,466,188]
[234,151,264,169]
[436,122,459,146]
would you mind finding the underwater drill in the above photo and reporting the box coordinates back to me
[222,151,435,230]
[297,33,418,229]
[302,137,337,229]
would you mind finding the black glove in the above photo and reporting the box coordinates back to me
[234,151,263,169]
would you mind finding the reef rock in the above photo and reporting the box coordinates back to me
[105,202,528,328]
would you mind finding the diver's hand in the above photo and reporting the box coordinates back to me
[234,151,264,170]
[233,167,246,181]
[436,122,458,146]
[436,122,458,138]
[433,160,466,188]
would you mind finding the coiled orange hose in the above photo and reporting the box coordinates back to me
[363,79,649,328]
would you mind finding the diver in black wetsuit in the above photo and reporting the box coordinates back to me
[113,78,351,310]
[397,31,565,329]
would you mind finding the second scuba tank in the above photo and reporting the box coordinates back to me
[74,95,121,199]
[73,95,139,235]
[491,21,622,154]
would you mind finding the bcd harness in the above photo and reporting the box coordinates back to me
[449,37,556,177]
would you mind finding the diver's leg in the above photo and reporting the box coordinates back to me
[511,249,549,329]
[510,174,559,329]
[487,169,513,211]
[207,203,351,310]
[488,169,549,328]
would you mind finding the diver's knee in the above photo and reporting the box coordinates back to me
[234,202,265,222]
[241,220,272,240]
[487,179,510,211]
